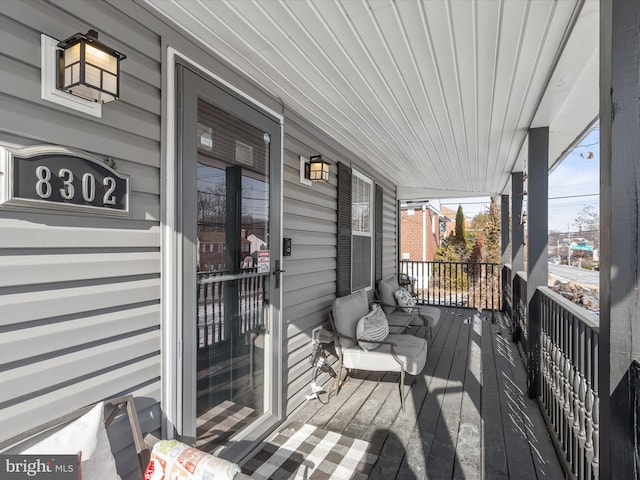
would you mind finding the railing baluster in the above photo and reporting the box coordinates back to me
[420,260,425,304]
[449,262,452,306]
[592,395,600,480]
[197,274,203,348]
[217,281,224,342]
[439,262,442,306]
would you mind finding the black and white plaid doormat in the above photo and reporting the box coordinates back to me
[242,422,376,479]
[197,400,255,452]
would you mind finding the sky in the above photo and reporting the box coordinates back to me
[548,126,599,232]
[439,126,600,233]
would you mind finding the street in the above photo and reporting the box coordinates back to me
[548,262,599,287]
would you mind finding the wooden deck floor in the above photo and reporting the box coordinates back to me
[282,307,565,479]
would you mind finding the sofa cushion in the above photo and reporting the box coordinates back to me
[333,289,369,348]
[356,304,389,351]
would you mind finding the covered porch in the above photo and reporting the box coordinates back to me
[3,1,640,479]
[143,0,632,478]
[243,305,565,479]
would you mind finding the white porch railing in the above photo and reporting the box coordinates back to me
[539,286,600,480]
[507,272,600,480]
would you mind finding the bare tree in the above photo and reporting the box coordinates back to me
[573,204,599,234]
[198,185,227,223]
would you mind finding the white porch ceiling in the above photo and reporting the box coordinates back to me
[145,0,599,199]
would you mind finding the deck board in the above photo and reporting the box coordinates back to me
[453,312,483,480]
[495,316,564,479]
[397,307,463,479]
[481,313,510,480]
[269,307,565,479]
[426,309,471,479]
[493,313,539,480]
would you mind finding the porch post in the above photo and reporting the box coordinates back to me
[511,174,524,273]
[511,172,524,342]
[600,0,640,477]
[527,127,548,399]
[500,194,510,313]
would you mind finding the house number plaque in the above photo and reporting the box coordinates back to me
[0,145,129,216]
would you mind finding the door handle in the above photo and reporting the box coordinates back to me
[273,260,285,288]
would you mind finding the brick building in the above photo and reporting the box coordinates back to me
[399,201,452,261]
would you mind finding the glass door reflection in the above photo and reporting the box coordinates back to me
[194,98,271,451]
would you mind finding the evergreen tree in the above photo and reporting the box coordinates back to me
[436,204,471,262]
[435,238,460,262]
[455,205,466,244]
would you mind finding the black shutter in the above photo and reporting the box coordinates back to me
[374,184,383,286]
[336,162,352,297]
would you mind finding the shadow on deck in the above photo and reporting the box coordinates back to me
[269,307,564,479]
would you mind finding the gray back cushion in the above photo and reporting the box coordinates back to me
[377,278,399,314]
[333,289,369,348]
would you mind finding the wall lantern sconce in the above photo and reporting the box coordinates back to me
[56,30,126,104]
[305,155,330,183]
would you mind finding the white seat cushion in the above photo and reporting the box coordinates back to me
[341,333,427,376]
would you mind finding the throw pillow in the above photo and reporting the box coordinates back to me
[356,304,389,351]
[394,287,416,312]
[22,402,120,480]
[144,439,241,480]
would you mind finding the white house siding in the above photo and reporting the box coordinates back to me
[0,1,162,479]
[0,1,400,476]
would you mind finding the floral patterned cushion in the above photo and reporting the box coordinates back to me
[394,287,416,312]
[144,439,241,480]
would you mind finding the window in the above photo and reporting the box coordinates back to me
[337,162,383,297]
[352,174,371,233]
[351,171,373,291]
